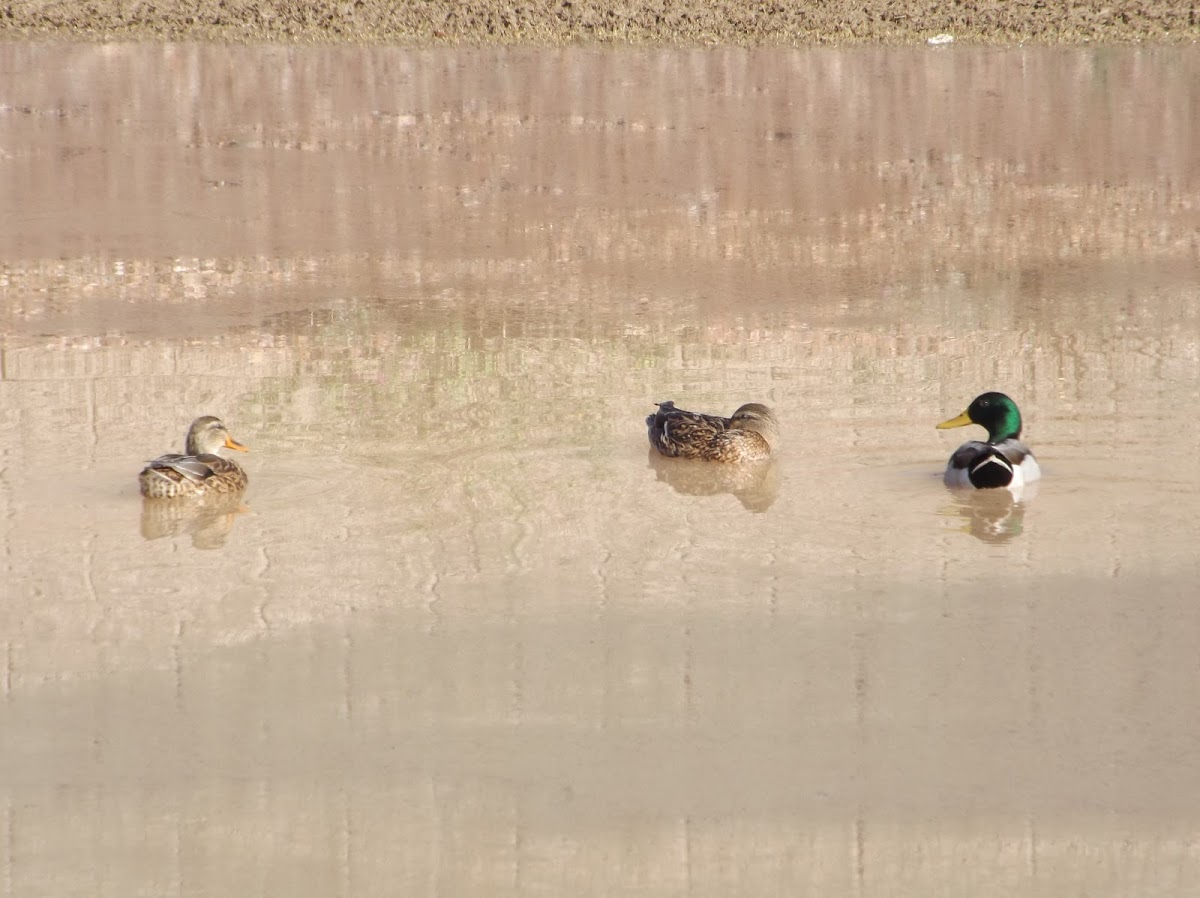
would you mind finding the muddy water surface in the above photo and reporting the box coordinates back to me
[2,43,1200,897]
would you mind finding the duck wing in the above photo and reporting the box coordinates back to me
[143,452,246,484]
[143,453,220,485]
[994,439,1033,468]
[646,402,731,459]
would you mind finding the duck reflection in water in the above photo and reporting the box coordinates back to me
[140,493,250,550]
[940,481,1038,544]
[647,450,781,512]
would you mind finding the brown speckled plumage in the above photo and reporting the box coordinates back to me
[646,401,778,463]
[139,416,249,499]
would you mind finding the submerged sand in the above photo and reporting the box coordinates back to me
[2,0,1197,45]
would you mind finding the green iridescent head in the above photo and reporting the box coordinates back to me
[936,392,1024,443]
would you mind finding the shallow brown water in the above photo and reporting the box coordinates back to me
[3,42,1200,897]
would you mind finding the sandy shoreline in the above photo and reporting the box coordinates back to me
[3,0,1197,45]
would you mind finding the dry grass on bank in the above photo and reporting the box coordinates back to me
[2,0,1197,45]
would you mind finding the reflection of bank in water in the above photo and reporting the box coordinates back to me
[647,450,780,513]
[940,481,1039,544]
[140,494,250,550]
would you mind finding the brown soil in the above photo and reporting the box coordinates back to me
[2,0,1197,45]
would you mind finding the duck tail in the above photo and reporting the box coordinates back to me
[968,448,1015,489]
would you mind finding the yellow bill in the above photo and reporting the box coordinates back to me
[936,411,973,430]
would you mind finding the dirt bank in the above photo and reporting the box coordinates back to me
[2,0,1197,45]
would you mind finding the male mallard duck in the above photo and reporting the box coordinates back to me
[139,416,249,499]
[936,392,1041,489]
[646,401,778,463]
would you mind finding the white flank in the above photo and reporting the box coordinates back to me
[943,464,973,488]
[1019,454,1042,482]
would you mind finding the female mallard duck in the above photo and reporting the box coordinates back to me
[646,401,778,463]
[139,416,249,499]
[936,392,1041,489]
